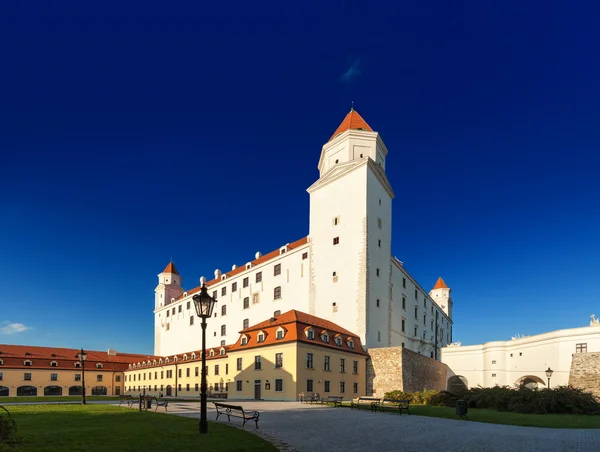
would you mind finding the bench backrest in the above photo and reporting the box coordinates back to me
[358,397,380,401]
[383,399,409,404]
[214,402,244,411]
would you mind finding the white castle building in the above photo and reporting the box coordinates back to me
[154,110,453,357]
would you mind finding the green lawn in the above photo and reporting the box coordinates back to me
[0,396,119,404]
[341,403,600,429]
[0,404,277,452]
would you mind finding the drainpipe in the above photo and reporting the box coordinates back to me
[434,310,439,360]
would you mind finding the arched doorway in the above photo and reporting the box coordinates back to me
[92,386,107,396]
[44,386,63,396]
[17,386,38,396]
[447,375,468,392]
[69,386,82,395]
[516,375,545,389]
[0,386,9,397]
[166,385,172,396]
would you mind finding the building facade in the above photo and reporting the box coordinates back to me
[126,310,368,401]
[441,319,600,390]
[0,344,147,397]
[154,110,453,357]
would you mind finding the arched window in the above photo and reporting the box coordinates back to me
[17,386,37,396]
[92,386,108,396]
[0,386,9,397]
[44,385,63,396]
[68,386,82,396]
[447,375,468,392]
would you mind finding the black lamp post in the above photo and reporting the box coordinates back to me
[192,284,217,434]
[76,348,88,405]
[545,367,554,389]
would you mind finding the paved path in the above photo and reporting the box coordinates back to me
[130,401,600,452]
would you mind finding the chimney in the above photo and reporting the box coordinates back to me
[107,349,117,356]
[255,252,262,259]
[214,269,222,279]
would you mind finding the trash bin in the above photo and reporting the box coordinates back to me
[456,399,467,417]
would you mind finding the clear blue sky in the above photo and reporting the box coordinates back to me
[1,1,599,355]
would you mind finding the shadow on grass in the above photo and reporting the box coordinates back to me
[2,405,277,452]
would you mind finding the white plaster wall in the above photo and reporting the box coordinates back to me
[442,326,600,389]
[154,244,310,356]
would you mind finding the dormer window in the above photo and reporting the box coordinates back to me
[276,326,286,340]
[74,362,81,368]
[335,337,342,346]
[305,328,315,340]
[209,350,215,357]
[173,356,178,362]
[183,354,188,361]
[258,333,265,343]
[191,353,196,360]
[322,333,329,343]
[220,348,225,356]
[241,337,248,346]
[24,360,32,366]
[347,340,355,349]
[50,361,58,367]
[153,360,157,365]
[142,362,146,367]
[159,358,163,365]
[0,359,3,366]
[96,363,103,369]
[165,358,169,364]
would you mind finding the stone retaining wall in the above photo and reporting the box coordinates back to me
[367,347,448,396]
[569,352,600,399]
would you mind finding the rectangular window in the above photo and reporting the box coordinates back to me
[195,383,199,391]
[186,301,190,310]
[50,373,58,381]
[376,298,380,307]
[340,382,345,393]
[306,353,314,369]
[232,282,237,292]
[275,379,283,392]
[195,367,199,377]
[221,305,227,316]
[256,272,262,283]
[236,380,242,391]
[74,373,81,382]
[221,325,226,336]
[302,252,308,260]
[274,264,281,276]
[275,353,283,368]
[492,360,496,365]
[333,237,339,245]
[324,356,330,371]
[423,314,426,326]
[213,290,217,299]
[340,358,346,373]
[492,373,497,377]
[226,364,229,375]
[415,307,418,319]
[274,286,282,299]
[221,287,226,296]
[403,278,406,288]
[376,268,380,277]
[215,365,220,376]
[178,369,182,378]
[178,305,182,313]
[377,217,382,228]
[353,382,358,393]
[402,296,406,310]
[255,356,262,370]
[243,318,249,329]
[306,379,313,392]
[190,316,194,325]
[243,297,250,309]
[243,277,249,288]
[166,311,170,317]
[186,368,190,377]
[324,380,330,392]
[353,360,358,374]
[237,358,243,371]
[415,289,418,299]
[172,308,175,314]
[576,343,588,353]
[24,372,31,381]
[186,384,190,391]
[414,327,418,337]
[402,319,405,332]
[97,375,103,382]
[252,293,259,304]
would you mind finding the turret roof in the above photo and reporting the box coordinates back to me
[162,262,179,275]
[329,109,373,141]
[433,277,449,290]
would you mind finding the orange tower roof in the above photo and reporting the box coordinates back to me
[329,109,373,141]
[162,262,179,275]
[432,277,449,290]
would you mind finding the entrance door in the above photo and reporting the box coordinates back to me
[166,385,172,396]
[254,381,261,400]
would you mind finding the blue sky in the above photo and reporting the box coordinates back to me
[1,1,599,355]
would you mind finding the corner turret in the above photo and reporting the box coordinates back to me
[429,277,452,318]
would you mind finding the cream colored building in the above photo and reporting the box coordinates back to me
[125,309,368,401]
[442,319,600,390]
[154,109,453,359]
[0,344,146,397]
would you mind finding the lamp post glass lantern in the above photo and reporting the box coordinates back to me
[193,284,217,434]
[545,367,554,389]
[76,348,88,405]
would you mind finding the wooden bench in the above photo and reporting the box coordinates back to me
[118,394,135,407]
[320,395,344,407]
[350,396,381,410]
[302,392,321,404]
[214,402,260,428]
[372,398,410,415]
[152,396,168,411]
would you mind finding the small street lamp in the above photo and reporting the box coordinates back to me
[545,367,554,389]
[193,284,217,434]
[76,348,88,405]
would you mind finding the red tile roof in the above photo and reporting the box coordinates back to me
[176,237,308,300]
[229,309,367,356]
[0,344,155,372]
[162,262,179,275]
[432,277,449,290]
[329,109,373,141]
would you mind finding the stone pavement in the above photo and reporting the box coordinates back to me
[133,400,600,452]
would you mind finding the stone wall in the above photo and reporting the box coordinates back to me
[367,346,448,396]
[569,352,600,399]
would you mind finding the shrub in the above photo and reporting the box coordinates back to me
[383,389,440,405]
[0,407,18,445]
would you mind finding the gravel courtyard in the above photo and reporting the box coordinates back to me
[162,400,600,452]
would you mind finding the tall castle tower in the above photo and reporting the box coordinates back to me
[307,109,394,346]
[429,277,452,318]
[154,262,184,354]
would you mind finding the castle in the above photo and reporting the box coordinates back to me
[154,110,453,358]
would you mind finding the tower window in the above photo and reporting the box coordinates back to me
[377,218,382,229]
[256,272,262,283]
[302,252,308,260]
[221,287,226,296]
[379,199,382,205]
[333,237,339,245]
[274,286,282,299]
[376,299,380,307]
[376,268,380,277]
[333,216,340,226]
[274,264,281,276]
[378,239,381,248]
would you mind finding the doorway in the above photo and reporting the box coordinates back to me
[166,385,172,396]
[254,380,261,400]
